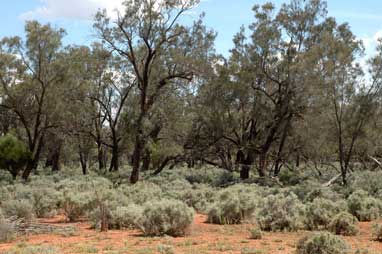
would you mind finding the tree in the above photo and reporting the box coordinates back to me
[94,0,215,183]
[0,21,66,180]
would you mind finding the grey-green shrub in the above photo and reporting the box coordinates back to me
[207,186,258,224]
[328,212,358,236]
[118,182,163,205]
[61,191,95,222]
[347,190,381,221]
[0,218,15,243]
[137,199,194,236]
[4,244,59,254]
[180,184,216,213]
[257,193,305,231]
[248,227,262,239]
[296,232,349,254]
[89,204,143,230]
[304,198,346,230]
[2,199,35,222]
[372,223,382,241]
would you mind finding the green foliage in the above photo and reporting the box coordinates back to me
[347,190,382,221]
[304,198,347,230]
[0,134,30,177]
[207,185,258,224]
[137,199,194,237]
[180,184,216,213]
[257,193,305,231]
[349,171,382,197]
[372,223,382,242]
[296,232,349,254]
[1,199,35,222]
[328,212,359,236]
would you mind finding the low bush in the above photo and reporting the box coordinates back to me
[207,186,258,224]
[248,227,262,239]
[118,182,163,205]
[304,198,346,230]
[61,191,95,222]
[180,184,216,213]
[0,219,15,243]
[136,199,194,236]
[2,199,35,222]
[257,193,305,231]
[372,223,382,242]
[347,190,382,221]
[328,212,359,236]
[296,232,349,254]
[4,244,59,254]
[89,204,142,230]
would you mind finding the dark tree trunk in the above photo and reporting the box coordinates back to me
[141,149,151,172]
[130,134,143,184]
[79,149,88,175]
[22,137,44,180]
[97,142,105,171]
[153,156,175,175]
[109,142,119,172]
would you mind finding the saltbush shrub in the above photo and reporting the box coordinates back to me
[2,199,35,222]
[328,212,358,236]
[180,184,216,213]
[89,204,143,230]
[304,198,346,230]
[296,232,349,254]
[372,223,382,242]
[136,199,194,236]
[0,218,15,243]
[61,191,95,222]
[119,182,163,205]
[207,186,258,224]
[257,193,305,231]
[248,227,262,240]
[347,190,382,221]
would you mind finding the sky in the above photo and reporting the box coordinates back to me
[1,0,382,58]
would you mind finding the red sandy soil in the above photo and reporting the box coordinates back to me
[1,214,382,254]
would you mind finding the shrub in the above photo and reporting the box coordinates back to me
[248,227,262,240]
[304,198,346,230]
[296,232,349,254]
[207,187,258,224]
[89,204,143,230]
[0,134,30,179]
[30,187,61,218]
[4,244,59,254]
[328,212,359,236]
[157,244,175,254]
[180,184,216,213]
[137,199,194,236]
[0,219,15,243]
[257,193,305,231]
[349,171,382,196]
[61,191,95,222]
[372,223,382,241]
[2,199,35,222]
[118,182,163,205]
[347,190,381,221]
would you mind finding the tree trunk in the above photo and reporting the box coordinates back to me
[109,142,119,172]
[130,134,143,184]
[141,149,151,172]
[22,137,44,181]
[97,142,105,171]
